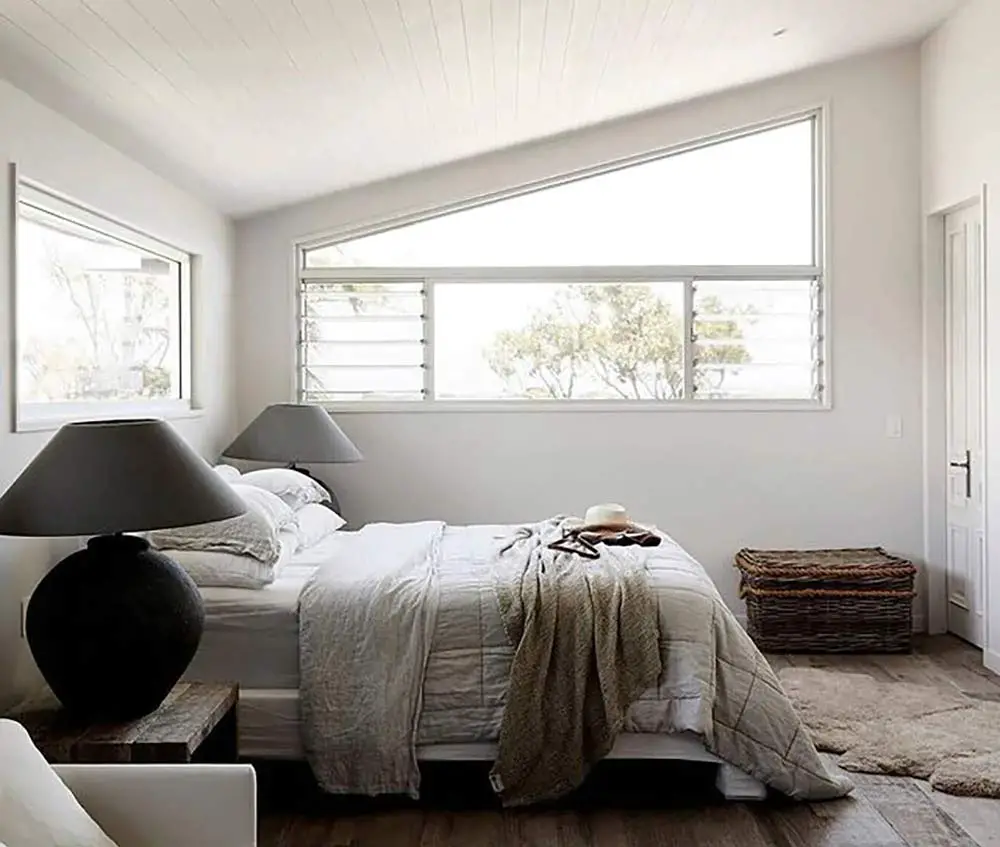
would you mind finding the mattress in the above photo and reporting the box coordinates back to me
[183,568,307,689]
[183,533,353,690]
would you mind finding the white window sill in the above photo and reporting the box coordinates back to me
[318,399,832,414]
[15,402,203,433]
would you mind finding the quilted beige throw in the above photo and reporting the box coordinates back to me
[490,518,663,806]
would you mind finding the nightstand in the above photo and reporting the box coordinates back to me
[9,681,238,764]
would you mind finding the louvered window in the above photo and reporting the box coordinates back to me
[692,280,823,401]
[299,280,427,402]
[297,112,826,408]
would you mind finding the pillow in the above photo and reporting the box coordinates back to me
[231,484,296,530]
[0,719,118,847]
[149,485,293,563]
[168,529,298,589]
[213,464,242,483]
[240,468,330,511]
[296,502,346,550]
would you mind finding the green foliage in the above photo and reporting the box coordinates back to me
[487,289,593,398]
[487,283,750,399]
[301,282,390,346]
[693,301,751,395]
[141,365,173,398]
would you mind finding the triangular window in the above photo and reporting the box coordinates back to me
[305,117,816,269]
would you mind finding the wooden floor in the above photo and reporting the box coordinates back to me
[258,635,1000,847]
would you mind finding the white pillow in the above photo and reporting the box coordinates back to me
[240,468,330,511]
[150,485,293,563]
[0,719,118,847]
[232,484,296,530]
[169,529,298,589]
[296,502,346,550]
[213,464,242,483]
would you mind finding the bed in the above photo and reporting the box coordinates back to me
[182,523,848,802]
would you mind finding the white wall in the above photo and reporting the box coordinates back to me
[922,0,1000,662]
[235,47,924,617]
[0,79,237,708]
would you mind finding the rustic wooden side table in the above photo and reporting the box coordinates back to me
[9,681,238,764]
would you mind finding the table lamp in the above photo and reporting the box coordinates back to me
[222,403,362,513]
[0,419,246,721]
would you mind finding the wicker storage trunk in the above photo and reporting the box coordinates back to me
[735,547,917,653]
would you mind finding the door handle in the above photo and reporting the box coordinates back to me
[950,449,972,499]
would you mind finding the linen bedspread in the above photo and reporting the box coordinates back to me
[299,521,852,800]
[299,521,443,797]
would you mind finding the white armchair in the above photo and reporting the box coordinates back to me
[54,764,258,847]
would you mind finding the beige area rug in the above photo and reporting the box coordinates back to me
[779,667,1000,797]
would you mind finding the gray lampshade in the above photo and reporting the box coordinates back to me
[0,419,247,537]
[222,403,362,464]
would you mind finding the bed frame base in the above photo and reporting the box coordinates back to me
[715,763,768,801]
[238,691,767,801]
[417,732,767,801]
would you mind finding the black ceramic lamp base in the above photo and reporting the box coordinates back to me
[26,534,205,722]
[288,463,341,514]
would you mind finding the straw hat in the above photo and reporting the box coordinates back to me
[581,503,632,531]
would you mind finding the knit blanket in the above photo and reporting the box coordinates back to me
[488,518,662,805]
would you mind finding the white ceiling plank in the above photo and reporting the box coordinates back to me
[57,0,203,110]
[553,0,612,126]
[514,0,545,121]
[211,0,301,74]
[430,0,476,118]
[361,0,436,134]
[459,0,498,140]
[0,7,123,111]
[488,0,518,136]
[83,0,225,113]
[5,0,228,157]
[0,0,963,214]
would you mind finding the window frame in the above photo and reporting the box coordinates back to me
[294,108,829,413]
[12,174,195,432]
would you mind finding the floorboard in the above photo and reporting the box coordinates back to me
[258,635,1000,846]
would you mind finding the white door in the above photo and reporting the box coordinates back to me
[945,203,985,647]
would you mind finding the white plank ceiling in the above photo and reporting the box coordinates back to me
[0,0,962,216]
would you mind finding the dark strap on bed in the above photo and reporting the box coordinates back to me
[547,527,661,559]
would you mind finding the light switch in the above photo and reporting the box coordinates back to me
[885,415,903,438]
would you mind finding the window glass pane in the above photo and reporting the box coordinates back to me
[301,341,424,368]
[305,118,815,268]
[17,204,183,406]
[303,390,424,402]
[303,317,425,344]
[692,280,819,400]
[302,365,424,396]
[300,280,426,401]
[299,280,424,318]
[434,282,685,400]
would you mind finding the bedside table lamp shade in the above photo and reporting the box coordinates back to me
[222,403,362,464]
[222,403,361,512]
[0,418,245,536]
[0,419,247,721]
